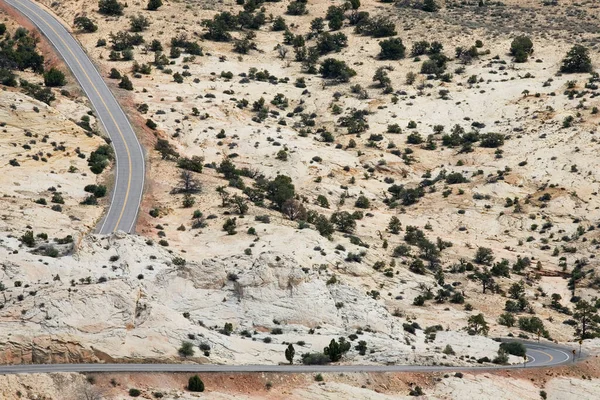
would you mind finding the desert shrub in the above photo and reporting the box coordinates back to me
[88,145,114,174]
[177,156,203,173]
[20,80,55,104]
[98,0,124,16]
[323,338,351,362]
[355,16,397,37]
[480,132,504,148]
[179,341,195,357]
[272,16,287,31]
[316,32,348,55]
[20,231,35,247]
[44,68,65,87]
[320,58,356,83]
[119,75,133,90]
[499,342,526,357]
[560,45,592,73]
[510,36,533,62]
[302,352,330,365]
[147,0,162,10]
[379,38,405,60]
[287,1,308,15]
[129,14,150,32]
[518,316,549,338]
[422,0,439,12]
[74,16,98,32]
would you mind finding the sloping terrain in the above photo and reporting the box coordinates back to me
[2,0,600,374]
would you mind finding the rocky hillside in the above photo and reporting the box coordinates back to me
[2,0,600,367]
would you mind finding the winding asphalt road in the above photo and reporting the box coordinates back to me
[0,340,579,374]
[0,0,582,377]
[4,0,145,234]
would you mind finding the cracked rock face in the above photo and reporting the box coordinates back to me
[0,233,507,366]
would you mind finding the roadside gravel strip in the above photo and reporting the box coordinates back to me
[4,0,145,234]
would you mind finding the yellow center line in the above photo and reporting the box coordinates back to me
[530,349,554,365]
[18,0,133,231]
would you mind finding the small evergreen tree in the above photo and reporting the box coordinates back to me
[43,68,66,87]
[323,338,351,362]
[285,344,295,364]
[510,36,533,62]
[188,375,205,392]
[467,313,489,336]
[560,45,592,73]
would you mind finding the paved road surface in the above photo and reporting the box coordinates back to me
[4,0,145,234]
[0,340,577,375]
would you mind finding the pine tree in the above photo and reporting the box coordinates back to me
[285,344,295,364]
[188,375,205,392]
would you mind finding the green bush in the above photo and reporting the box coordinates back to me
[499,342,526,357]
[73,16,98,33]
[187,375,205,392]
[20,80,55,104]
[510,36,533,63]
[128,388,141,397]
[119,76,134,90]
[287,1,308,15]
[20,231,35,247]
[147,0,162,10]
[379,38,405,60]
[177,156,203,173]
[320,58,356,83]
[98,0,124,15]
[302,352,330,365]
[88,145,114,174]
[43,68,66,87]
[179,341,195,357]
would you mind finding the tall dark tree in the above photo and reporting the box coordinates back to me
[474,268,494,294]
[266,175,295,209]
[285,344,295,364]
[573,300,600,339]
[175,171,201,194]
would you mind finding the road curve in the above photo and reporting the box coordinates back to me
[3,0,145,234]
[0,341,578,375]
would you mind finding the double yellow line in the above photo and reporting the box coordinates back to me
[15,0,134,231]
